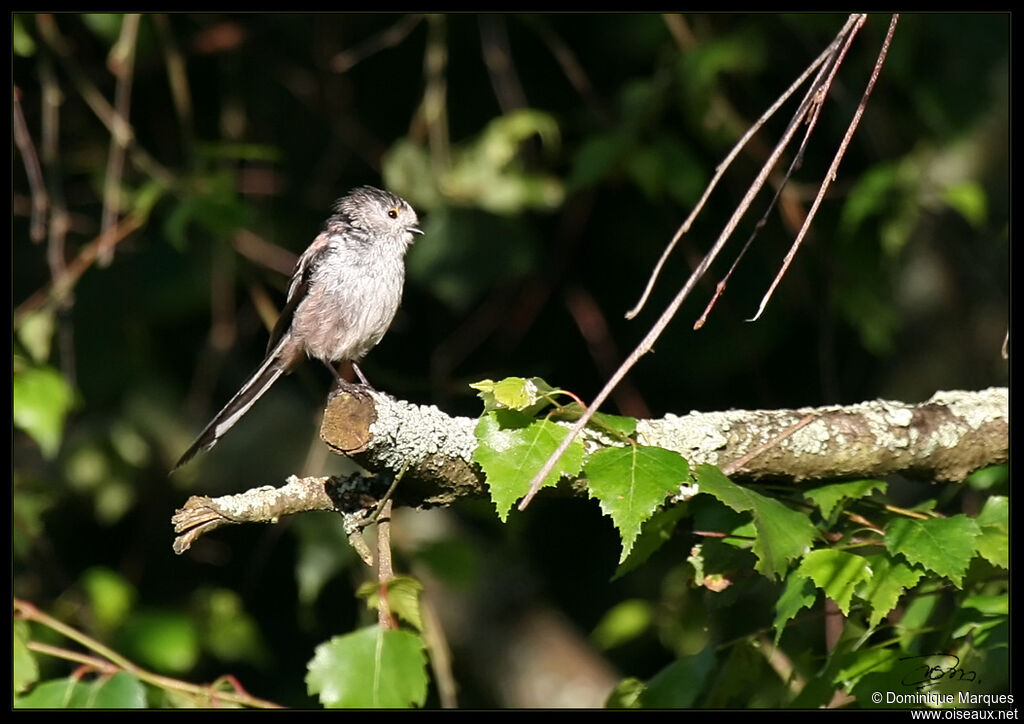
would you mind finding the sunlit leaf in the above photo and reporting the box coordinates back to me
[884,515,981,586]
[795,549,872,616]
[473,410,584,521]
[306,626,428,708]
[585,445,689,561]
[13,363,75,459]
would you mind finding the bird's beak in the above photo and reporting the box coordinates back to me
[409,225,424,236]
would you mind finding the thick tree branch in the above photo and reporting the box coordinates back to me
[172,387,1007,552]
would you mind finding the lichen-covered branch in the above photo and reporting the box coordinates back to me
[323,386,1008,503]
[172,387,1007,551]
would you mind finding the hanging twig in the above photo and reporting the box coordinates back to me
[750,14,897,321]
[624,14,863,321]
[519,15,880,510]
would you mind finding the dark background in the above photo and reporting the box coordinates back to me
[13,13,1008,707]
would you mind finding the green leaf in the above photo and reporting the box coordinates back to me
[612,504,688,581]
[591,599,653,650]
[693,464,816,580]
[13,621,39,695]
[193,587,268,665]
[472,410,584,521]
[585,446,690,562]
[306,626,428,708]
[88,672,147,708]
[469,376,557,413]
[81,566,137,632]
[943,181,987,228]
[884,515,982,586]
[13,363,76,459]
[857,554,924,629]
[642,645,716,708]
[16,673,146,709]
[773,573,817,645]
[117,611,199,674]
[605,677,645,708]
[974,495,1008,569]
[950,594,1008,646]
[13,15,36,57]
[16,308,56,363]
[795,549,872,616]
[803,479,887,520]
[357,576,425,632]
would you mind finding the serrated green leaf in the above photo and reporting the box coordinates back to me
[642,645,716,708]
[591,599,652,650]
[857,554,924,629]
[469,376,556,413]
[612,504,688,581]
[803,479,887,520]
[306,626,428,708]
[795,549,872,616]
[974,496,1007,569]
[357,576,425,632]
[585,446,689,562]
[884,515,982,586]
[13,364,76,459]
[773,573,817,645]
[472,411,584,521]
[694,464,816,580]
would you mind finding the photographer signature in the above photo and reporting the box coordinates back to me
[899,654,979,691]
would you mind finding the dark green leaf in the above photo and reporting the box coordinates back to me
[857,554,924,629]
[694,464,816,579]
[803,479,887,520]
[884,515,982,586]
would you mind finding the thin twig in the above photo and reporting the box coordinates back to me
[330,14,424,73]
[519,16,868,511]
[154,13,194,156]
[98,13,141,267]
[749,14,896,322]
[15,598,282,708]
[625,14,863,320]
[422,14,450,173]
[720,413,815,476]
[14,214,144,325]
[376,499,396,630]
[694,51,837,330]
[479,15,527,114]
[36,14,176,188]
[12,88,49,243]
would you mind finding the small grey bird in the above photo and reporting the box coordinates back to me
[173,186,423,471]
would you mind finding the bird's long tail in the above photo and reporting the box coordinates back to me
[172,344,292,472]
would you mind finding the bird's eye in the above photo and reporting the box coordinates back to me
[387,209,398,219]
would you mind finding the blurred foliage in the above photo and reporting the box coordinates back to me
[13,13,1007,708]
